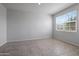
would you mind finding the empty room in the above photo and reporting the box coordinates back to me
[0,3,79,56]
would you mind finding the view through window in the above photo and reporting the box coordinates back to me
[56,10,77,32]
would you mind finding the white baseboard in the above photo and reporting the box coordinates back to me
[55,37,79,47]
[0,41,7,47]
[7,36,52,43]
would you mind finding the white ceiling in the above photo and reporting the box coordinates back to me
[2,3,74,15]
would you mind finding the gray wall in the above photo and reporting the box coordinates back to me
[0,4,7,46]
[54,4,79,46]
[7,9,53,42]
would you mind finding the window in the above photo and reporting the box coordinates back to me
[56,10,77,32]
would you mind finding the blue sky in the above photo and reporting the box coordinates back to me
[56,10,77,25]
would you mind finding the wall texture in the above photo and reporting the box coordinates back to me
[0,4,7,46]
[54,4,79,46]
[7,9,53,42]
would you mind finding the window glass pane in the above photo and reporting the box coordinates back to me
[69,22,76,27]
[56,15,65,31]
[64,22,70,27]
[66,10,77,22]
[70,26,76,31]
[64,26,70,31]
[56,14,68,30]
[56,10,77,32]
[56,15,65,25]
